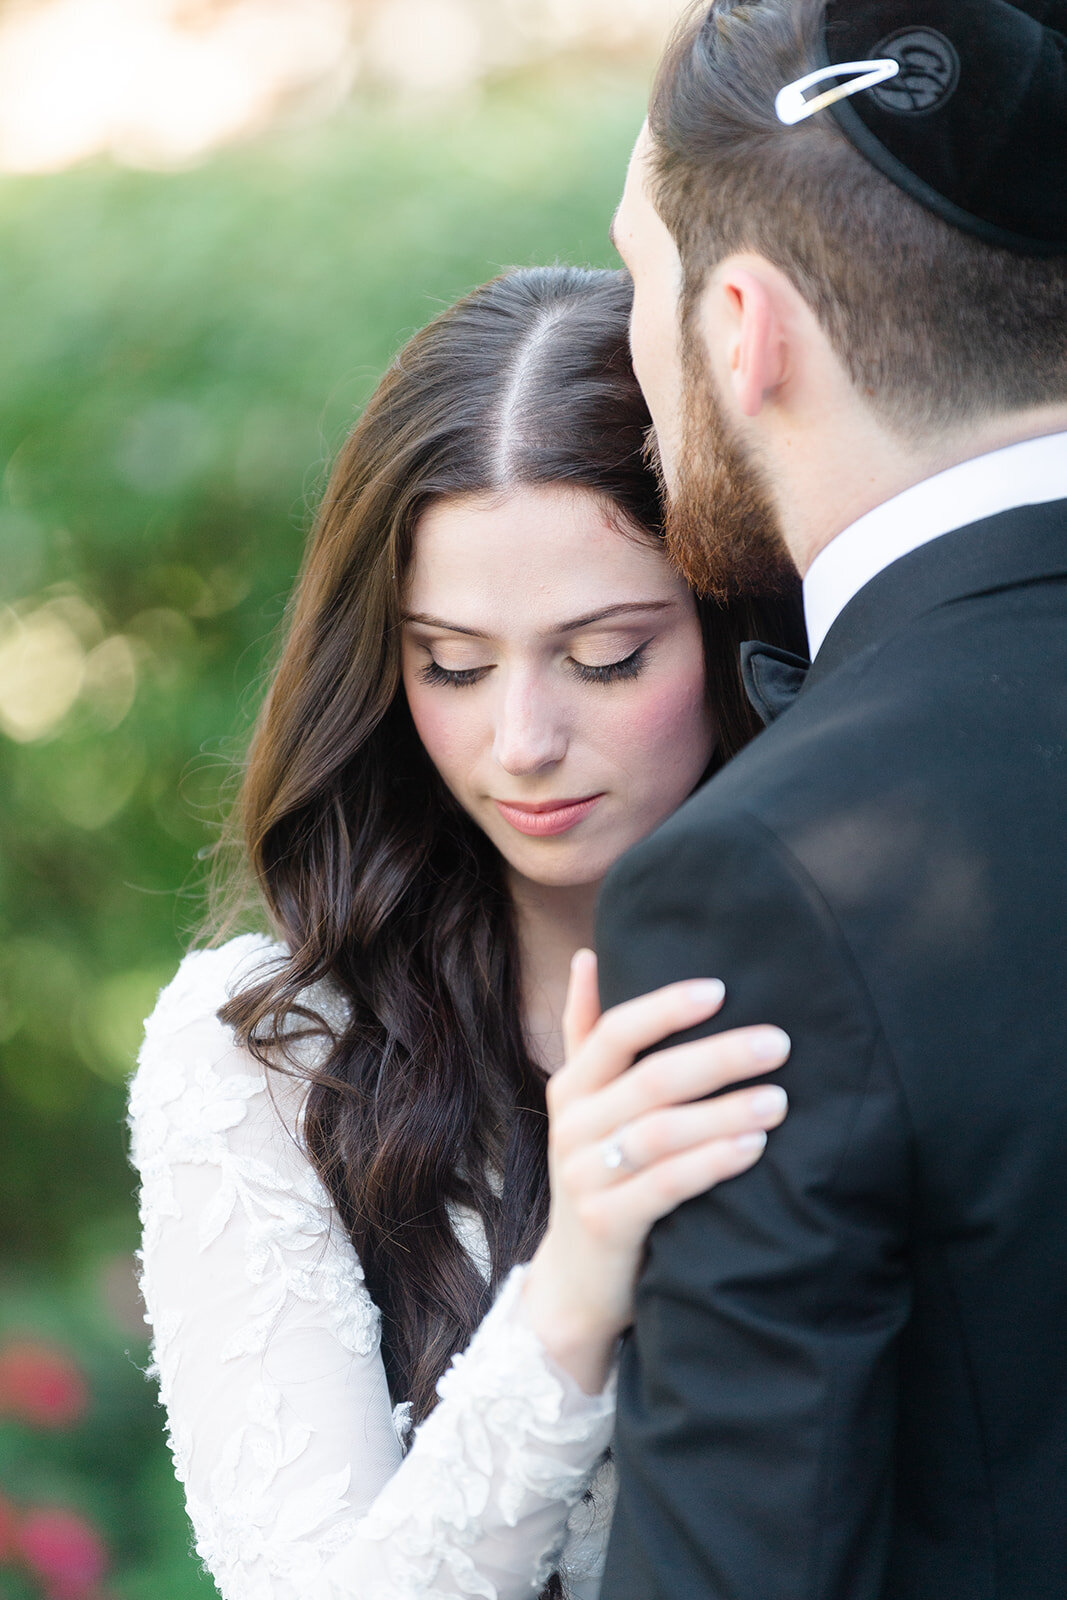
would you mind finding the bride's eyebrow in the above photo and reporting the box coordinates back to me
[401,601,676,639]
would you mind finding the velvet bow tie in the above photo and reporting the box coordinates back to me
[740,641,811,726]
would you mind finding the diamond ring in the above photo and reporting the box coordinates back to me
[601,1129,638,1174]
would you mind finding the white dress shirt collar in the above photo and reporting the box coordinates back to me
[803,430,1067,659]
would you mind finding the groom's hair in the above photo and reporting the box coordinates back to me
[650,0,1067,438]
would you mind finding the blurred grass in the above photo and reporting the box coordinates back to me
[0,61,646,1595]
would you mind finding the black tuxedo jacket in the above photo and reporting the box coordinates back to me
[595,499,1067,1600]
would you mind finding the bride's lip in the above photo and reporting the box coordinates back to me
[492,795,605,837]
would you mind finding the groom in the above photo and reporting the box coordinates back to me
[596,1,1067,1596]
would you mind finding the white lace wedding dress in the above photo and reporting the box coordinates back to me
[128,934,618,1600]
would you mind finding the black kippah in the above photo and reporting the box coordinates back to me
[813,0,1067,254]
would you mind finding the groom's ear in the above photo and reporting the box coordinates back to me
[697,259,791,419]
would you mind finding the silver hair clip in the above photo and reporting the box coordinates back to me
[774,59,900,126]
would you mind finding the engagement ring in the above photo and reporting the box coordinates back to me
[601,1131,637,1174]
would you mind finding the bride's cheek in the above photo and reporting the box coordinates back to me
[405,683,482,787]
[610,671,714,778]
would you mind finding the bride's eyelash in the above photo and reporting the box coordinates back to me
[418,660,490,688]
[572,641,650,684]
[418,640,651,690]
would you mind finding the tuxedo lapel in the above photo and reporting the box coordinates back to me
[803,497,1067,693]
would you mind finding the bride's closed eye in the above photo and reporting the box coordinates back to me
[570,640,650,684]
[418,640,652,690]
[417,659,490,688]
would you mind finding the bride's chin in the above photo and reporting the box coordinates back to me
[493,838,630,892]
[513,864,610,892]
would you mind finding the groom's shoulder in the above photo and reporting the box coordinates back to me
[612,573,1064,919]
[662,666,889,846]
[607,628,968,904]
[597,703,843,922]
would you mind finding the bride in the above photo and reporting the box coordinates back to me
[129,266,803,1600]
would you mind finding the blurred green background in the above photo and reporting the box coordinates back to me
[0,36,652,1597]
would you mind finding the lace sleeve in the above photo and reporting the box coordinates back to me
[130,938,617,1600]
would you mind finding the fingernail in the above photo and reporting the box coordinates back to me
[750,1085,788,1119]
[749,1027,791,1061]
[734,1130,767,1153]
[689,979,725,1007]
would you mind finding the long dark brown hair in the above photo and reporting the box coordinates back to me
[214,268,803,1529]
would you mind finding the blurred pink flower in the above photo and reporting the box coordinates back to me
[19,1506,108,1600]
[0,1339,89,1428]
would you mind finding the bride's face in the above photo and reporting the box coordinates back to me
[401,483,716,890]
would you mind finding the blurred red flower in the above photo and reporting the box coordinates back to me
[0,1489,18,1559]
[0,1339,89,1428]
[19,1506,108,1599]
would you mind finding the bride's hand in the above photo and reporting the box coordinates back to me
[521,949,790,1394]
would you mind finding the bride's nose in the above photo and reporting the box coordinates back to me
[492,670,568,775]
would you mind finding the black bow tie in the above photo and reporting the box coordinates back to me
[740,641,811,726]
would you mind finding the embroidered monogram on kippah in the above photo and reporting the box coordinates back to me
[815,0,1067,250]
[870,27,962,115]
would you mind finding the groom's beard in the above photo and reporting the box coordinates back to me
[661,347,795,603]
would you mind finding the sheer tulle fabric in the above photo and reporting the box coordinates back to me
[129,936,617,1600]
